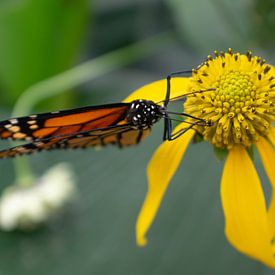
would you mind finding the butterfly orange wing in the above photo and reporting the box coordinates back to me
[0,102,151,158]
[0,103,130,141]
[0,126,151,158]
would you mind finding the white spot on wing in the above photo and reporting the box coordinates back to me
[9,119,18,125]
[27,120,37,125]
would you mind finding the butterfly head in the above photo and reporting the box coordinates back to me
[127,100,163,129]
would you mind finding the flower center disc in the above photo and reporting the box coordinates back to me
[214,71,255,116]
[184,49,275,149]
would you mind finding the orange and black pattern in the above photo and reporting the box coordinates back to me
[0,102,152,158]
[0,103,131,141]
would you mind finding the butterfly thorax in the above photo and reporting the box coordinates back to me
[127,99,163,129]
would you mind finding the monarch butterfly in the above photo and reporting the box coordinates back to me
[0,73,211,159]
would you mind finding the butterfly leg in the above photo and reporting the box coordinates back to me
[166,118,212,141]
[162,69,213,141]
[162,70,192,141]
[163,115,173,141]
[164,70,192,108]
[167,123,195,141]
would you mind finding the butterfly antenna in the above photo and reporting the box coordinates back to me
[157,88,215,105]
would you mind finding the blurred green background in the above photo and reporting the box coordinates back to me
[0,0,275,274]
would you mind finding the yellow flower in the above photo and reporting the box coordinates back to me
[125,49,275,267]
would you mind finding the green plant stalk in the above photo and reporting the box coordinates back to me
[11,32,174,186]
[13,156,35,187]
[12,32,173,116]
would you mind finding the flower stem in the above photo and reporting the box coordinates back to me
[13,157,35,187]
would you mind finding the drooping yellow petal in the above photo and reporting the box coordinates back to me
[221,146,275,267]
[124,78,191,103]
[256,137,275,189]
[267,193,275,238]
[268,127,275,148]
[136,123,194,246]
[257,137,275,236]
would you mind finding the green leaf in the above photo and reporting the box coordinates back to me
[0,0,88,105]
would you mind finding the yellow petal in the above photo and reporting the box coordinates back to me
[124,78,191,103]
[256,137,275,189]
[268,193,275,238]
[221,146,275,267]
[268,127,275,148]
[257,137,275,237]
[136,123,194,246]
